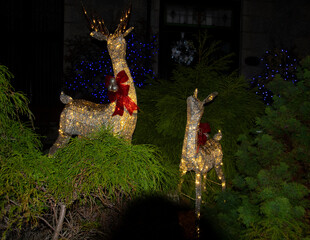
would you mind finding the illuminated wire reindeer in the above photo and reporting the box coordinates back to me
[49,5,138,156]
[178,89,226,223]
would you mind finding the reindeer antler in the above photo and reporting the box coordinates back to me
[82,3,133,39]
[115,4,132,36]
[82,4,109,39]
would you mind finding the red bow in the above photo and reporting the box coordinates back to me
[197,122,211,152]
[105,70,139,116]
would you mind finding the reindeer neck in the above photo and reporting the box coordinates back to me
[110,56,137,105]
[182,100,204,161]
[107,36,137,105]
[185,118,200,159]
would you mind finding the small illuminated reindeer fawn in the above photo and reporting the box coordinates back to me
[178,89,226,235]
[49,6,138,156]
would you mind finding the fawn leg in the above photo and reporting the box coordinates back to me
[195,172,202,218]
[202,172,208,192]
[215,164,226,190]
[195,172,202,239]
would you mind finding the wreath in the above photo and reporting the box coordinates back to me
[171,39,196,65]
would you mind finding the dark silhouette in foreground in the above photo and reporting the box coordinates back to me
[111,195,223,240]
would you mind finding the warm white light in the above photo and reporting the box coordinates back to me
[49,11,138,156]
[179,88,225,234]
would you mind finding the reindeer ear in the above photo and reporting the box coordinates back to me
[193,88,198,99]
[90,31,108,41]
[202,92,218,104]
[123,27,134,37]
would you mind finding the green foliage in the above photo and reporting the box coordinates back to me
[0,65,41,158]
[217,57,310,239]
[0,65,178,238]
[0,154,51,238]
[1,128,178,238]
[0,65,46,237]
[0,65,33,122]
[50,127,178,203]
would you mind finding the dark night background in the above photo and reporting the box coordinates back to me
[1,1,310,239]
[1,0,310,144]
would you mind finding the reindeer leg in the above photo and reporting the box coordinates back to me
[215,164,226,190]
[48,130,71,157]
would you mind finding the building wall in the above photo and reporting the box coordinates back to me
[64,0,310,80]
[240,0,274,78]
[158,0,241,79]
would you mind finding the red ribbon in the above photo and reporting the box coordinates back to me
[105,70,139,116]
[197,122,211,152]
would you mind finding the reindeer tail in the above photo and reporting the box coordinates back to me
[60,91,73,104]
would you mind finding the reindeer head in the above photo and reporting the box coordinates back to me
[187,89,218,121]
[83,5,133,59]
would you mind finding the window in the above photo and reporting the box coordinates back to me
[166,5,232,27]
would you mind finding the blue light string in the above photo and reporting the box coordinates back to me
[66,34,158,103]
[250,49,298,105]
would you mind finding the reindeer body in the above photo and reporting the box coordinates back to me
[179,90,225,222]
[49,6,137,156]
[182,135,224,176]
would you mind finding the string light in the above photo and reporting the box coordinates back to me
[65,33,158,103]
[250,48,298,105]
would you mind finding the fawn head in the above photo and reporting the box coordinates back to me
[187,89,218,120]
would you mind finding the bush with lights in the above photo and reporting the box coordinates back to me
[250,48,299,105]
[64,33,158,103]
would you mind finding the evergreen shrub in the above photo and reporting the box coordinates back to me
[133,32,264,199]
[0,65,40,158]
[0,65,177,239]
[216,57,310,240]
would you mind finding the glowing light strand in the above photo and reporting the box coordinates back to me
[65,33,158,103]
[250,49,298,105]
